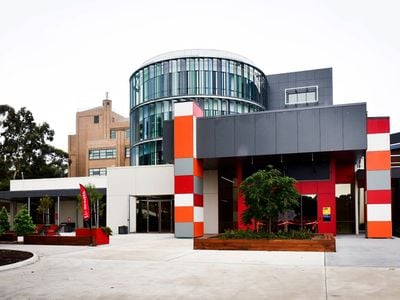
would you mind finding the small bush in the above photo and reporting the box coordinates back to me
[221,229,314,240]
[14,206,36,236]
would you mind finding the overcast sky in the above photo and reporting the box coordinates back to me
[1,0,399,151]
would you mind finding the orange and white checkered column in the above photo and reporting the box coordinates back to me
[366,117,392,238]
[174,102,204,238]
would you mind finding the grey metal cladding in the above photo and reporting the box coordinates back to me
[162,120,174,163]
[276,110,298,153]
[235,114,255,156]
[320,106,344,151]
[266,68,333,110]
[196,103,367,159]
[255,113,276,155]
[298,109,320,152]
[215,117,235,157]
[343,104,367,150]
[197,118,216,158]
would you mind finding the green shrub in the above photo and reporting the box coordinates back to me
[0,206,10,234]
[14,206,36,236]
[101,226,113,236]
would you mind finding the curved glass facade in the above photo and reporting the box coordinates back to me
[129,51,267,165]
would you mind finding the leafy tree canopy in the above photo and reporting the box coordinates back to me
[239,166,300,233]
[0,105,68,190]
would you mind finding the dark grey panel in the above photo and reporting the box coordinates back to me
[235,114,255,156]
[255,113,276,155]
[196,103,367,159]
[162,120,174,163]
[197,118,216,158]
[343,104,367,150]
[276,110,298,154]
[298,109,320,152]
[266,68,333,110]
[215,117,235,157]
[320,107,343,151]
[391,133,400,144]
[0,188,106,199]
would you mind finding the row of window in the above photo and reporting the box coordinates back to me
[89,147,130,160]
[285,86,318,105]
[130,58,266,107]
[131,140,163,166]
[110,129,130,139]
[130,98,262,145]
[89,168,107,176]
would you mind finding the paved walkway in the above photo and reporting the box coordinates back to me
[0,234,400,299]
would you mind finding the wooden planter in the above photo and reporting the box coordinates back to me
[23,228,110,246]
[194,234,336,252]
[24,235,91,246]
[0,232,17,242]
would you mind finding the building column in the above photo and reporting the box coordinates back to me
[366,117,392,238]
[236,160,246,230]
[174,101,204,238]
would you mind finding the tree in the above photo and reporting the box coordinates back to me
[0,105,68,190]
[14,206,36,236]
[37,195,54,224]
[77,184,104,228]
[239,166,300,233]
[0,206,10,234]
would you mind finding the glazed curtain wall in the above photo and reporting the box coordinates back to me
[130,58,266,106]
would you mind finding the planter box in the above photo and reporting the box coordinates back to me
[194,234,336,252]
[24,235,91,246]
[0,232,17,242]
[75,228,109,246]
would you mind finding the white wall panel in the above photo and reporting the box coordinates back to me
[367,204,392,221]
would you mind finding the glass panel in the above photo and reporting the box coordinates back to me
[148,201,159,232]
[160,201,172,233]
[336,184,355,234]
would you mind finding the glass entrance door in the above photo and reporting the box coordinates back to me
[136,199,173,233]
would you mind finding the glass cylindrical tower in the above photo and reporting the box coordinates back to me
[129,49,267,165]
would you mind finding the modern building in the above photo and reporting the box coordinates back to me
[0,49,396,240]
[129,49,267,166]
[68,98,130,177]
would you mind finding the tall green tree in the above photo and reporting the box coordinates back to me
[0,105,68,190]
[239,166,300,233]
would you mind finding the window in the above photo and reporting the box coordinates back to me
[93,115,99,124]
[285,86,318,105]
[89,168,107,176]
[89,148,116,160]
[110,129,116,139]
[125,147,131,158]
[125,129,130,139]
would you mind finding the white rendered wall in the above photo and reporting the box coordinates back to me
[203,170,218,234]
[106,165,174,234]
[10,176,107,191]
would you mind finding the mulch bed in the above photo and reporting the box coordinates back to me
[0,249,33,266]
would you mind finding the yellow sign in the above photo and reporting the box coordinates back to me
[323,207,331,215]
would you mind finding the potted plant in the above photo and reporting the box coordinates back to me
[14,205,36,242]
[36,195,54,225]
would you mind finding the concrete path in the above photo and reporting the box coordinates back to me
[0,234,399,299]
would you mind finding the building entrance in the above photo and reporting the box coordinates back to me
[136,199,174,233]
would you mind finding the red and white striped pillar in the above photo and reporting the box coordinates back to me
[173,102,204,238]
[366,117,392,238]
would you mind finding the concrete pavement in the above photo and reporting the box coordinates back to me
[0,234,399,299]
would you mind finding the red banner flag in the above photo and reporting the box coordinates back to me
[79,184,91,221]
